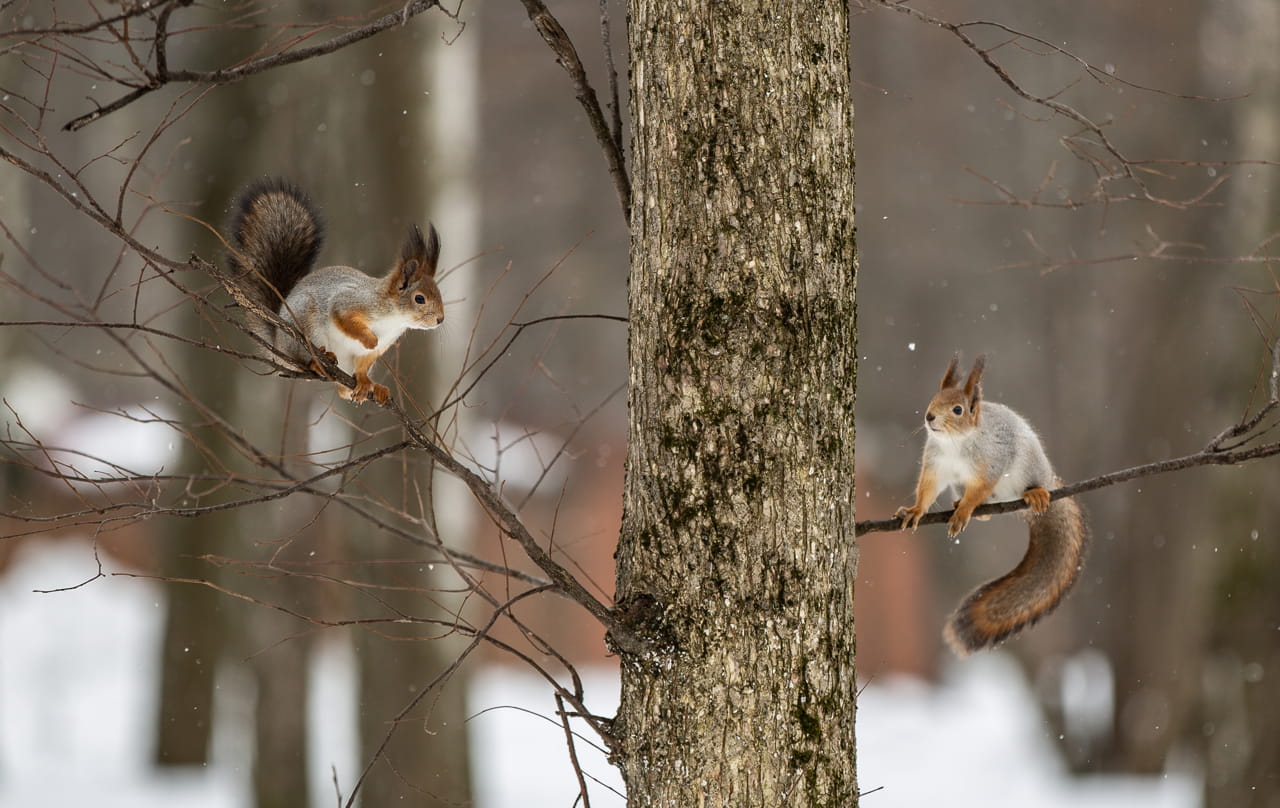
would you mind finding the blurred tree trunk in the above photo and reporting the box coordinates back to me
[1076,0,1231,779]
[1198,1,1280,804]
[152,14,260,768]
[243,394,314,808]
[352,463,473,806]
[0,50,24,530]
[331,18,475,807]
[616,2,858,805]
[152,471,227,768]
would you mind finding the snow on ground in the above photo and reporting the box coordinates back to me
[0,541,1198,807]
[0,542,245,808]
[857,659,1198,808]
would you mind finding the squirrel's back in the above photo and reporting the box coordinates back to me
[975,402,1055,500]
[227,178,324,319]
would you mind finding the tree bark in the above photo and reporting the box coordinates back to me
[616,2,858,805]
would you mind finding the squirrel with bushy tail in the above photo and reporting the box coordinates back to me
[895,355,1088,656]
[219,178,444,404]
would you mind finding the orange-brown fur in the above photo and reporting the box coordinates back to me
[333,310,380,351]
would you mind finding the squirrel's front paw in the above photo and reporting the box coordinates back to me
[894,505,924,531]
[952,498,990,522]
[947,509,972,537]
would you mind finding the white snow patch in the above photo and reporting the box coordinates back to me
[857,654,1199,807]
[0,542,1199,808]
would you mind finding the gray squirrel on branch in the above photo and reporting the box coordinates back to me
[222,178,444,404]
[895,355,1089,655]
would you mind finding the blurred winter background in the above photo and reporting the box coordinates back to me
[1,0,1277,806]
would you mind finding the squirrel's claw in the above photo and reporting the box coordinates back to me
[894,505,924,532]
[338,368,392,405]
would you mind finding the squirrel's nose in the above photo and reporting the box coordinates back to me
[925,412,935,423]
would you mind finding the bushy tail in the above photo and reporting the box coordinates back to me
[944,491,1088,656]
[224,178,324,338]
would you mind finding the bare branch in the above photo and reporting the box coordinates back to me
[341,586,548,808]
[514,0,631,218]
[868,0,1252,214]
[61,1,446,131]
[990,225,1280,274]
[597,0,623,153]
[384,398,648,655]
[8,0,183,36]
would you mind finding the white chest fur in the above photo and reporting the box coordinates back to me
[318,312,418,371]
[927,432,975,494]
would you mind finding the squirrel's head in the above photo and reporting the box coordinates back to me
[924,354,984,435]
[388,223,445,330]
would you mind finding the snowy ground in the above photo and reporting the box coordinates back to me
[0,542,1198,807]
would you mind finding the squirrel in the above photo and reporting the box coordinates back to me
[223,178,444,404]
[894,355,1088,656]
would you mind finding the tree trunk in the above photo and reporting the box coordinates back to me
[245,394,314,808]
[616,2,858,805]
[153,14,261,766]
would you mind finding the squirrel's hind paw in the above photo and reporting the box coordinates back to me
[947,509,972,537]
[1022,486,1051,513]
[306,348,338,378]
[341,379,391,405]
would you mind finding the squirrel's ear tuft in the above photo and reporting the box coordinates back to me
[399,223,440,280]
[940,354,962,390]
[964,354,986,406]
[402,224,425,263]
[395,223,440,290]
[422,223,440,278]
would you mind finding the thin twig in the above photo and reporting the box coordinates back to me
[870,0,1233,212]
[340,587,547,808]
[556,693,593,808]
[62,1,444,131]
[386,398,648,655]
[597,0,623,152]
[514,0,631,218]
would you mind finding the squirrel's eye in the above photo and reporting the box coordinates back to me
[952,405,963,416]
[414,294,427,305]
